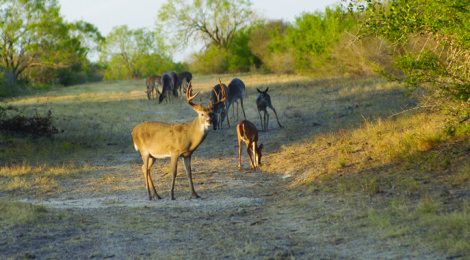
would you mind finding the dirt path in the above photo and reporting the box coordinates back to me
[2,150,444,259]
[1,78,450,259]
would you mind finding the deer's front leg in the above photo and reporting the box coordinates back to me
[183,156,200,199]
[246,142,255,169]
[170,155,179,200]
[140,152,153,200]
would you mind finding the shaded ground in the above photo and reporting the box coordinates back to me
[1,139,447,260]
[1,77,462,259]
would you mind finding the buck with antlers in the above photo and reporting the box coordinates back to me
[145,75,161,100]
[237,120,263,170]
[132,80,227,200]
[158,74,172,104]
[256,87,283,131]
[210,81,230,130]
[225,78,246,127]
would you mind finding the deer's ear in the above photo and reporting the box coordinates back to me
[265,87,269,92]
[257,88,261,93]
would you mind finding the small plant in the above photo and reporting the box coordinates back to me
[0,107,59,138]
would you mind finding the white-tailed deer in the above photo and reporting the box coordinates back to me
[237,120,263,170]
[225,78,246,127]
[210,81,230,130]
[178,71,192,97]
[158,74,172,104]
[256,87,283,131]
[145,75,161,100]
[169,71,180,99]
[132,81,227,200]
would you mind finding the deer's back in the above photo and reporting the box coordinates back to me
[161,74,172,90]
[228,78,245,102]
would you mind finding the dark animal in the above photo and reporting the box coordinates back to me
[168,71,180,99]
[225,78,246,127]
[178,72,192,97]
[210,81,230,130]
[159,74,172,104]
[256,87,283,131]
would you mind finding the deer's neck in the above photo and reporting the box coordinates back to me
[188,117,210,147]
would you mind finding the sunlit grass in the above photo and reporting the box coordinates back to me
[2,73,470,256]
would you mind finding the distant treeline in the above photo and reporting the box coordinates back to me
[2,0,470,121]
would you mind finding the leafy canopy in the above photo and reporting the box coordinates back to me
[157,0,257,49]
[0,0,103,82]
[99,25,177,80]
[352,0,470,112]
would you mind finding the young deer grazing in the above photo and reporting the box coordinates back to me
[132,81,227,200]
[225,78,246,127]
[168,71,180,99]
[145,75,161,100]
[159,74,172,104]
[210,81,230,130]
[237,120,263,170]
[256,87,283,131]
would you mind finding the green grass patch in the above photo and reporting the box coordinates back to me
[0,200,46,225]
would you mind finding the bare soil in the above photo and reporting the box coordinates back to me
[1,135,447,260]
[0,78,460,259]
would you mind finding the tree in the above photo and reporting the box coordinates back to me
[351,0,470,118]
[247,20,291,73]
[0,0,103,83]
[156,0,257,49]
[283,6,357,73]
[99,25,176,80]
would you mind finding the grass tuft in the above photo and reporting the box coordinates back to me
[0,200,46,225]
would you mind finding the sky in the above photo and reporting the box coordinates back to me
[58,0,340,62]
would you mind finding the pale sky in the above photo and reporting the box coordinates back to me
[59,0,340,62]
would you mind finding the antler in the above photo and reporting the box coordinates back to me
[186,80,201,108]
[210,79,228,108]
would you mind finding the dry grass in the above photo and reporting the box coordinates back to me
[1,73,470,257]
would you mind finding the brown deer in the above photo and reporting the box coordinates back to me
[256,87,283,131]
[145,75,161,100]
[210,81,230,130]
[237,120,263,170]
[132,81,227,200]
[225,78,246,128]
[158,74,172,104]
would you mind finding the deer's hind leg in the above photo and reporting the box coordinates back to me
[237,125,243,170]
[146,157,161,199]
[269,105,283,128]
[246,141,255,169]
[141,153,160,200]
